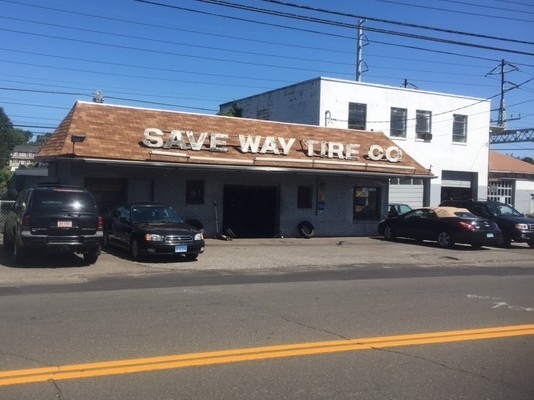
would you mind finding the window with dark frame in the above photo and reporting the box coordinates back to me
[348,103,367,130]
[390,107,407,137]
[416,110,432,139]
[185,180,204,205]
[353,186,380,220]
[452,114,468,143]
[297,185,313,209]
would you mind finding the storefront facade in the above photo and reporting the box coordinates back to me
[36,102,433,238]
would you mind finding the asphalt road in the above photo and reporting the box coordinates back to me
[0,237,533,399]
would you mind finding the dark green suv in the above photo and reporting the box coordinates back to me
[439,199,534,248]
[3,184,103,264]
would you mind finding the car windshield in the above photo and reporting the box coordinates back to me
[32,191,96,212]
[487,203,523,217]
[396,204,412,214]
[131,206,183,224]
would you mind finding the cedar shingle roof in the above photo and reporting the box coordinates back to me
[37,101,433,177]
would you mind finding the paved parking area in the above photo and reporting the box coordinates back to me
[1,236,533,287]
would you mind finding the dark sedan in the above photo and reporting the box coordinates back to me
[378,206,502,248]
[104,202,205,260]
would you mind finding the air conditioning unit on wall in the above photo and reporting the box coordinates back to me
[420,133,433,141]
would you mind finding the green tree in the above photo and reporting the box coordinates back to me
[0,107,32,167]
[521,156,534,165]
[0,166,13,198]
[217,102,243,117]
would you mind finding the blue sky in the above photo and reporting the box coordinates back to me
[1,0,533,158]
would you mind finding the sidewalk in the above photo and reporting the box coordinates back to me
[0,237,533,287]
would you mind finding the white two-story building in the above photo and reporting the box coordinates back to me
[221,77,492,207]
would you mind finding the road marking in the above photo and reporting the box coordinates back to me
[1,324,533,387]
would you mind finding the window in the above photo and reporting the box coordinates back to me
[348,103,367,130]
[186,180,204,205]
[416,110,432,140]
[297,185,313,209]
[453,114,467,143]
[390,107,407,137]
[353,186,380,220]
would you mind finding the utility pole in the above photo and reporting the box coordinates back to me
[356,19,367,82]
[486,59,518,129]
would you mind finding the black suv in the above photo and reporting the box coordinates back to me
[3,184,103,264]
[439,199,534,248]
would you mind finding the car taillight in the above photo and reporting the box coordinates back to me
[21,214,31,231]
[97,215,104,231]
[459,221,476,232]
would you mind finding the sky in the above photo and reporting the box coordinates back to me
[1,0,533,158]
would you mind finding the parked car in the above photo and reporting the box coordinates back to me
[2,184,103,264]
[440,199,534,248]
[388,203,412,218]
[103,202,205,260]
[378,206,502,248]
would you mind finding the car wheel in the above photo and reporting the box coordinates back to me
[383,226,396,241]
[184,253,198,261]
[3,226,13,251]
[130,239,139,260]
[500,235,512,248]
[13,238,25,264]
[528,240,534,249]
[102,231,109,248]
[83,247,101,265]
[437,231,454,248]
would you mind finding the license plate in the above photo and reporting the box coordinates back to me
[57,220,72,228]
[175,245,187,253]
[486,233,494,238]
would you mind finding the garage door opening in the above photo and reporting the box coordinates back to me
[223,185,279,238]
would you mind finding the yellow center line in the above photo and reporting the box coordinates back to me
[1,324,533,386]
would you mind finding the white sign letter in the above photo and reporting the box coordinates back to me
[260,136,280,154]
[385,146,402,162]
[368,145,384,161]
[239,135,262,153]
[187,131,209,151]
[210,133,228,152]
[143,128,164,148]
[278,137,296,155]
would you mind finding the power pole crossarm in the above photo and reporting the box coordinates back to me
[490,128,534,144]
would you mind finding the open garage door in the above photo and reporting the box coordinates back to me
[223,185,279,238]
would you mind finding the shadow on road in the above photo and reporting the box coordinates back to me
[0,244,91,269]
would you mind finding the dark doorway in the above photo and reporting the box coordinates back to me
[223,185,279,238]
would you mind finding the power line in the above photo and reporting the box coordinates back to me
[140,0,534,56]
[376,0,533,23]
[257,0,534,44]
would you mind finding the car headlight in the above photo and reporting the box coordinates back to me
[194,232,204,241]
[515,223,529,230]
[145,233,164,242]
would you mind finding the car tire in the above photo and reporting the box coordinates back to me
[13,238,25,264]
[297,221,314,239]
[383,226,396,241]
[3,226,13,251]
[102,231,109,248]
[130,239,139,261]
[437,231,454,249]
[500,235,512,248]
[83,247,101,265]
[528,240,534,249]
[184,253,198,261]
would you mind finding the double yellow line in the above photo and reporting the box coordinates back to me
[1,324,533,387]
